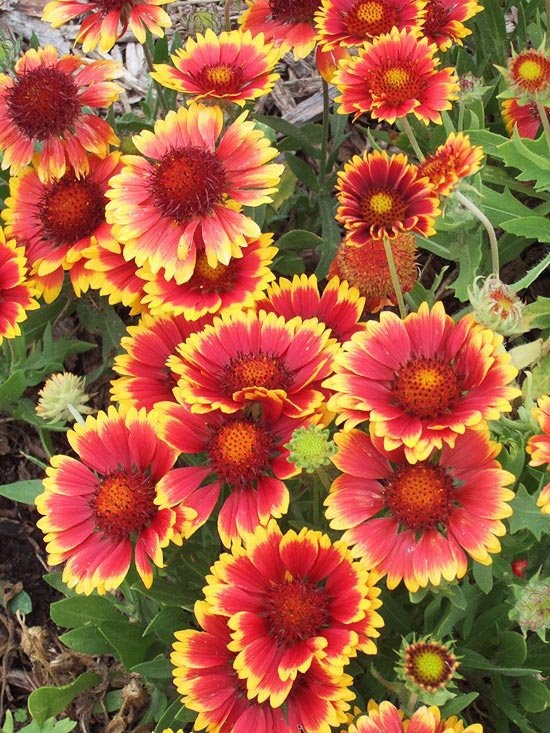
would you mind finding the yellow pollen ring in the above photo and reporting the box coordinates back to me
[384,66,411,88]
[370,191,394,215]
[517,58,544,81]
[356,1,384,23]
[205,64,234,86]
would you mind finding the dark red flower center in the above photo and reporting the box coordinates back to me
[404,641,457,691]
[197,64,245,95]
[268,0,320,24]
[190,251,236,293]
[345,0,398,38]
[7,66,80,141]
[265,578,329,645]
[384,463,454,530]
[150,146,226,224]
[208,417,272,485]
[221,352,293,395]
[361,188,407,228]
[91,468,156,540]
[95,0,127,11]
[423,0,448,38]
[39,176,106,245]
[392,356,461,418]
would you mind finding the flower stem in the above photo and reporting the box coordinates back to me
[535,100,550,146]
[319,79,331,185]
[382,236,407,319]
[457,102,465,132]
[400,116,425,162]
[454,190,500,275]
[67,403,86,425]
[225,0,232,31]
[143,42,170,116]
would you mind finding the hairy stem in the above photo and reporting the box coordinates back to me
[382,236,407,319]
[400,116,425,162]
[454,190,500,275]
[319,79,331,184]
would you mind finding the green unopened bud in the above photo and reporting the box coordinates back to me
[469,275,525,337]
[286,425,336,473]
[510,571,550,641]
[36,372,93,424]
[396,635,460,706]
[457,72,491,105]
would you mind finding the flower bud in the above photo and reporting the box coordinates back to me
[36,372,93,424]
[286,424,336,473]
[468,275,525,337]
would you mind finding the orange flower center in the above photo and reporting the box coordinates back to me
[268,0,320,23]
[392,356,461,418]
[375,64,419,102]
[404,641,457,691]
[191,251,235,292]
[361,188,407,228]
[489,286,518,318]
[345,1,397,37]
[222,352,292,395]
[7,65,80,140]
[199,64,244,95]
[39,176,105,245]
[265,578,329,644]
[91,468,157,540]
[510,52,550,93]
[384,463,453,530]
[150,146,226,224]
[208,417,272,484]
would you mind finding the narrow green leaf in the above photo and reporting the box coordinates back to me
[0,479,43,504]
[472,561,493,594]
[284,153,319,191]
[0,369,26,407]
[440,692,479,718]
[500,216,550,243]
[276,230,323,251]
[28,672,100,725]
[131,654,172,680]
[460,648,540,676]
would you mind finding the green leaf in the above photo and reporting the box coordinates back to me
[509,485,550,541]
[452,229,482,301]
[523,297,550,331]
[479,185,534,226]
[498,130,550,192]
[8,590,32,616]
[276,230,323,251]
[315,194,341,279]
[27,672,100,725]
[500,216,550,243]
[440,691,479,718]
[0,369,26,407]
[0,479,43,504]
[472,561,493,594]
[131,654,172,680]
[495,631,527,667]
[143,606,189,644]
[466,130,510,158]
[50,595,123,628]
[59,626,115,656]
[99,620,156,669]
[284,153,319,191]
[520,676,550,713]
[460,648,540,676]
[254,114,319,158]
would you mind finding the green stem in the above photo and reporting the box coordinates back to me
[546,0,550,48]
[67,403,85,425]
[224,0,232,31]
[319,79,331,184]
[312,478,320,527]
[535,100,550,146]
[458,102,465,132]
[454,190,500,275]
[142,42,170,116]
[400,116,425,162]
[382,236,407,319]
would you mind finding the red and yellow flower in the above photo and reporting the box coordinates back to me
[151,28,280,106]
[111,312,212,412]
[42,0,171,54]
[0,228,38,345]
[505,47,550,103]
[204,521,383,705]
[527,395,550,515]
[327,426,515,592]
[341,700,483,733]
[333,27,458,124]
[35,407,197,594]
[83,239,148,316]
[315,0,425,51]
[329,234,418,313]
[172,601,354,732]
[239,0,322,60]
[0,45,120,182]
[105,103,283,285]
[336,151,440,244]
[3,152,122,303]
[417,132,484,197]
[501,97,550,139]
[422,0,483,51]
[169,309,338,419]
[324,302,520,462]
[139,233,277,320]
[156,402,311,546]
[259,273,365,344]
